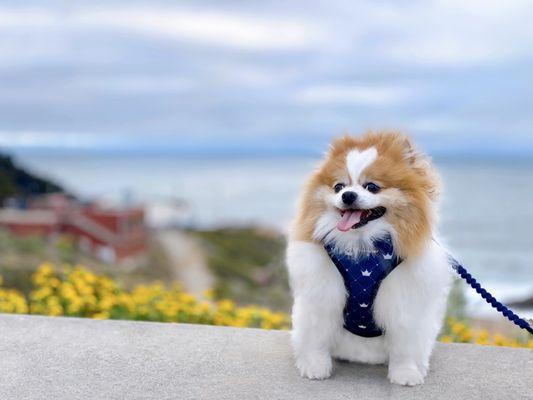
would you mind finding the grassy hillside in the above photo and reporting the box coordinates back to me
[192,228,291,311]
[0,230,175,295]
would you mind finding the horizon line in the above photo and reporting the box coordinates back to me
[3,146,533,161]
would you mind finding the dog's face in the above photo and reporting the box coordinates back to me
[327,146,387,233]
[292,132,440,257]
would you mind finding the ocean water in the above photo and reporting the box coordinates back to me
[16,154,533,318]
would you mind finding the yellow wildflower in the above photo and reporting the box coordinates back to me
[93,311,110,320]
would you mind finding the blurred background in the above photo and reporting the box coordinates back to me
[0,1,532,340]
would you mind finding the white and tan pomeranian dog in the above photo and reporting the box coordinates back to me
[286,131,452,386]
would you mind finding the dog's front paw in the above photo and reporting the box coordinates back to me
[296,352,332,380]
[417,361,429,378]
[388,365,424,386]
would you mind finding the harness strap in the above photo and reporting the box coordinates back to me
[324,234,402,337]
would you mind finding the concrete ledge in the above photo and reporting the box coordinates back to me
[0,314,531,400]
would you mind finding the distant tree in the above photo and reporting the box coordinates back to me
[0,153,65,201]
[0,170,16,203]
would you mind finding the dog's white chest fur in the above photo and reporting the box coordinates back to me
[286,239,452,386]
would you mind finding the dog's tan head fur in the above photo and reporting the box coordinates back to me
[291,131,440,258]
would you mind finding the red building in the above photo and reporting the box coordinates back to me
[0,194,148,262]
[0,209,58,236]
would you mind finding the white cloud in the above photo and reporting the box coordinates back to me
[0,131,125,149]
[371,0,533,66]
[0,5,324,52]
[295,84,412,106]
[0,7,59,27]
[385,36,500,66]
[68,76,195,94]
[75,7,324,51]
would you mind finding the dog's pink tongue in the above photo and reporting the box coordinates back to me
[337,210,362,232]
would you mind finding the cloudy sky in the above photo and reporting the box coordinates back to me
[1,0,533,156]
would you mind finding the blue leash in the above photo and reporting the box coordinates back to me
[447,255,533,335]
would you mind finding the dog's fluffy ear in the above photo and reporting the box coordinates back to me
[397,135,430,169]
[398,135,422,165]
[397,135,440,201]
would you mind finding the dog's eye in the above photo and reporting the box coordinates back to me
[364,182,381,193]
[333,183,345,193]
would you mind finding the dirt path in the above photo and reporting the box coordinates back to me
[156,230,214,298]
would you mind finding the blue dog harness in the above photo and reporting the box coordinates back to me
[325,235,533,337]
[324,235,402,338]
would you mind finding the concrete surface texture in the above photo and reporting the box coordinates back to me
[0,314,531,400]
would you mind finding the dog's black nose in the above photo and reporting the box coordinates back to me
[342,191,357,205]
